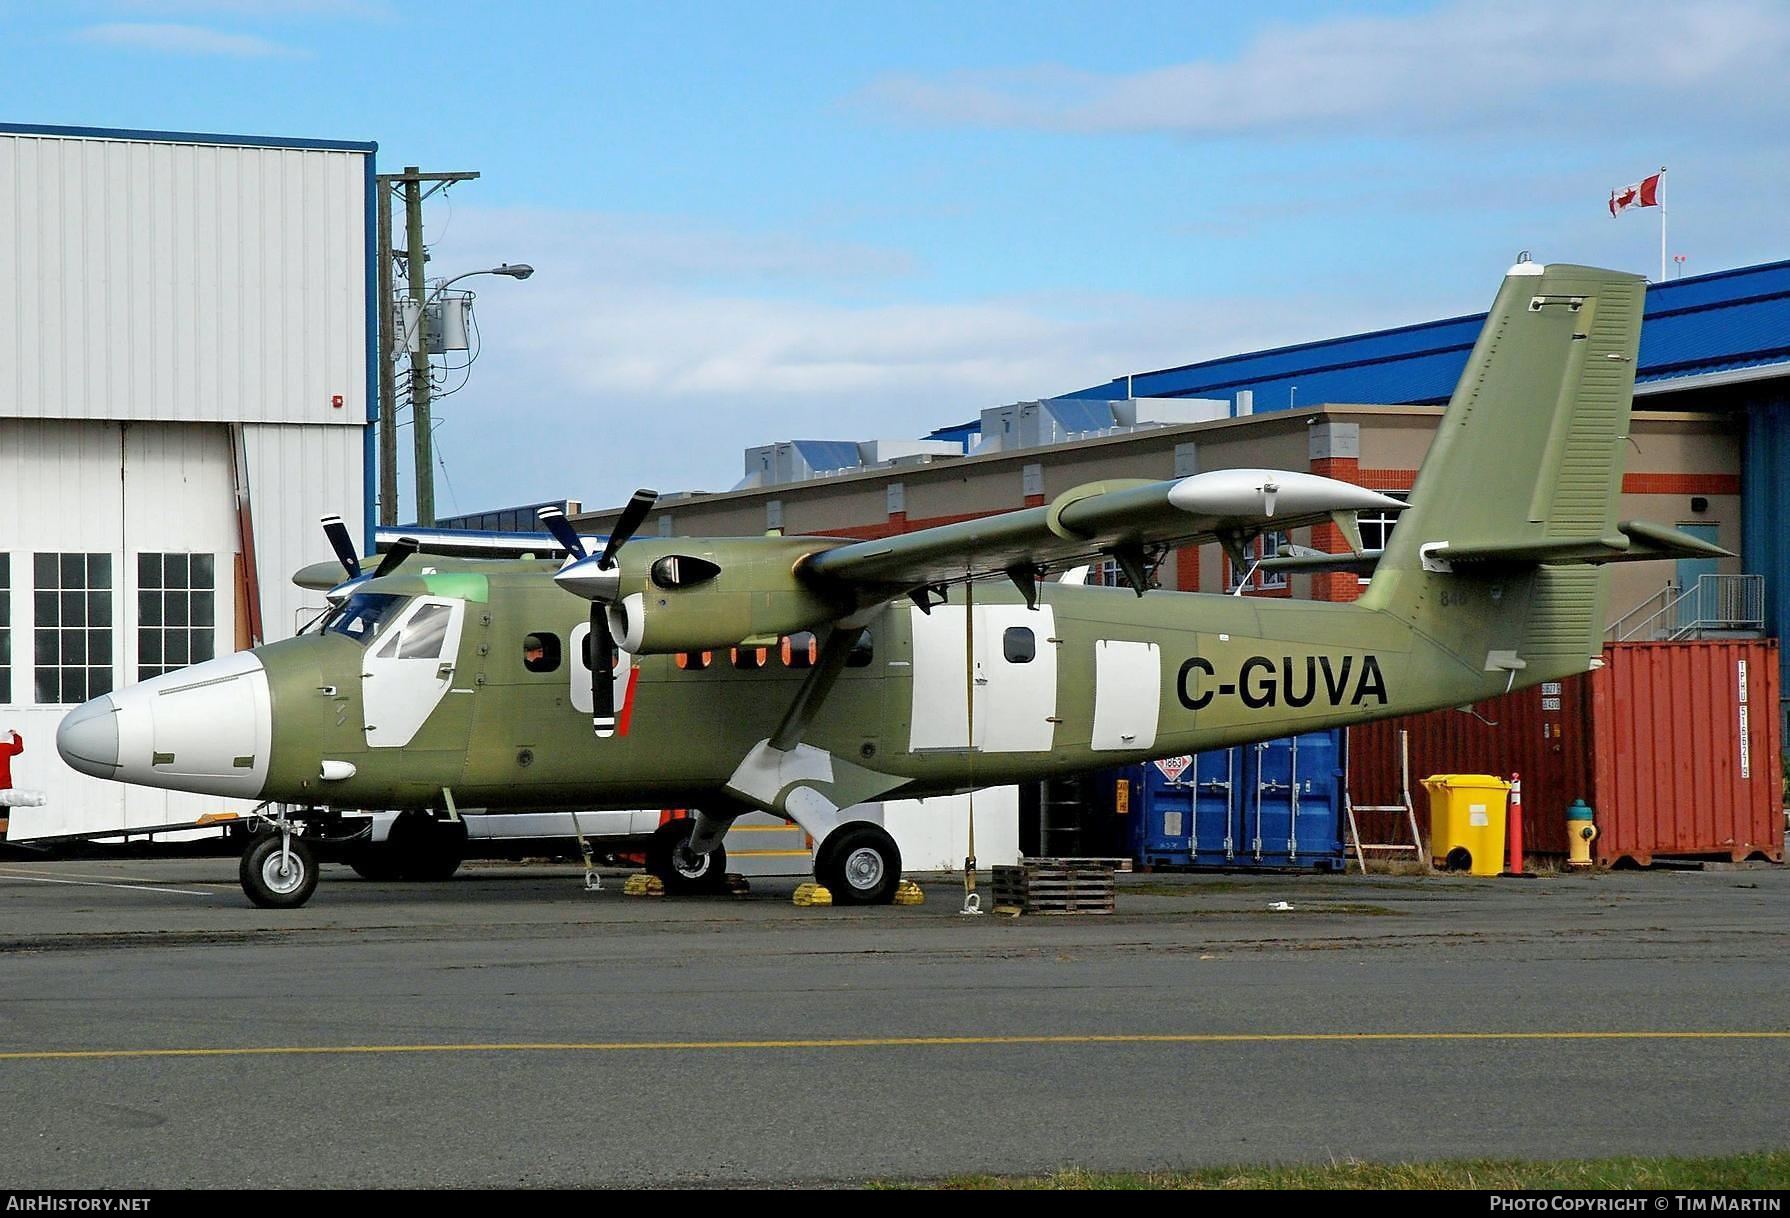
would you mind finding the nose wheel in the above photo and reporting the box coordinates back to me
[240,833,319,909]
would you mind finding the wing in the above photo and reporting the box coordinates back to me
[801,469,1404,593]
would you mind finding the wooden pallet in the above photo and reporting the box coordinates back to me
[992,859,1118,915]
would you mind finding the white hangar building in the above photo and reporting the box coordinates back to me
[0,122,375,837]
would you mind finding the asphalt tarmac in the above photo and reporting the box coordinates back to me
[0,855,1785,1188]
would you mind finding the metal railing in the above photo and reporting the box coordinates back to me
[1607,574,1765,641]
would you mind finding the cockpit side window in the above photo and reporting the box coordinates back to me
[397,603,453,659]
[325,593,409,646]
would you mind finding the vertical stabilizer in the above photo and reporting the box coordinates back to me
[1359,260,1647,678]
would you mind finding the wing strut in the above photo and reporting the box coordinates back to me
[767,623,870,753]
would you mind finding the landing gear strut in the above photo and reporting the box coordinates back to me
[239,807,319,909]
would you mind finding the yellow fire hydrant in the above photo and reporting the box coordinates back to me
[1566,799,1598,869]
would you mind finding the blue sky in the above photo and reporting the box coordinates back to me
[6,1,1788,516]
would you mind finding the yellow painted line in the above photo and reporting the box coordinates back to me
[0,1031,1784,1063]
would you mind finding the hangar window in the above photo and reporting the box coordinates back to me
[34,552,113,705]
[523,632,561,673]
[137,553,216,680]
[0,554,10,703]
[1003,626,1036,664]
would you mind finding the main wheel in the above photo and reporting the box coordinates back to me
[645,819,728,895]
[348,846,405,881]
[240,835,319,909]
[387,812,468,882]
[816,823,901,905]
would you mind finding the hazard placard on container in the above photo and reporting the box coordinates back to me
[1154,755,1193,782]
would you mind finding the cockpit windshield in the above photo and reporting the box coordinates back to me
[325,592,410,646]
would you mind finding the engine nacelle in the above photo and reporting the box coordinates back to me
[582,537,851,655]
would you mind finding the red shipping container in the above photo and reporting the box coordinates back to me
[1349,641,1783,866]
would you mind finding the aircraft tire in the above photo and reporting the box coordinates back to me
[816,823,901,906]
[389,813,468,882]
[347,846,405,881]
[646,819,729,895]
[240,835,319,909]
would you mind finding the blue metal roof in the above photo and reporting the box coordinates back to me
[1057,258,1790,409]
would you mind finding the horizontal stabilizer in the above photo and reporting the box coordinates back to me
[1258,550,1383,575]
[1429,520,1732,569]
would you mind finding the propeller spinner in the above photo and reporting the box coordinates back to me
[540,491,658,737]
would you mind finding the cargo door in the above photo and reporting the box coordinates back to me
[1091,640,1161,752]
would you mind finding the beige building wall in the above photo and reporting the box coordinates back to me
[574,404,1743,630]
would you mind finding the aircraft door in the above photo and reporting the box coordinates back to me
[975,605,1057,752]
[361,598,467,749]
[907,604,1057,753]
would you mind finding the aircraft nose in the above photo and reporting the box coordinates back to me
[57,695,122,778]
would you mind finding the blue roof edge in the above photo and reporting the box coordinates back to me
[0,120,377,153]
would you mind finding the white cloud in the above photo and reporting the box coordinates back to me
[410,206,1432,516]
[75,21,303,56]
[859,0,1790,139]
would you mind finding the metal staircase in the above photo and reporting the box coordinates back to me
[1607,574,1765,642]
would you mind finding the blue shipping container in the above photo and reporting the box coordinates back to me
[1122,731,1346,871]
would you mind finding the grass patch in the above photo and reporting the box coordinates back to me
[887,1151,1790,1190]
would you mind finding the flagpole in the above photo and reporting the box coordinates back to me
[1658,166,1668,283]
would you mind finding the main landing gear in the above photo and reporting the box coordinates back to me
[644,818,729,895]
[815,822,902,905]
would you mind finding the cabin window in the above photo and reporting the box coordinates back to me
[1003,626,1036,664]
[783,632,817,669]
[33,552,113,704]
[675,650,712,671]
[732,646,768,671]
[327,592,408,647]
[580,634,621,671]
[523,632,561,673]
[845,630,874,668]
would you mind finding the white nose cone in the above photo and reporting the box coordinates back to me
[57,695,121,778]
[57,651,273,798]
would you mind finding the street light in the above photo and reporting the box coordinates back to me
[387,263,536,528]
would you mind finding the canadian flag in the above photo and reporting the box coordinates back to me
[1609,171,1663,217]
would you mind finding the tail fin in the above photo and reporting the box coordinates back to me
[1358,260,1647,680]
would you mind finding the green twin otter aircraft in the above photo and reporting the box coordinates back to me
[56,260,1727,908]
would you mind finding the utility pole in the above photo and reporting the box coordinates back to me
[375,166,479,528]
[375,183,398,526]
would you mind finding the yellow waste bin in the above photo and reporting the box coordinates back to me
[1421,774,1512,876]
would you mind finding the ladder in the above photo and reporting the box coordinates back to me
[1343,729,1425,873]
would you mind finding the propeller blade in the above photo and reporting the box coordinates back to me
[598,488,659,569]
[320,515,361,579]
[373,536,419,578]
[535,506,588,560]
[591,604,618,738]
